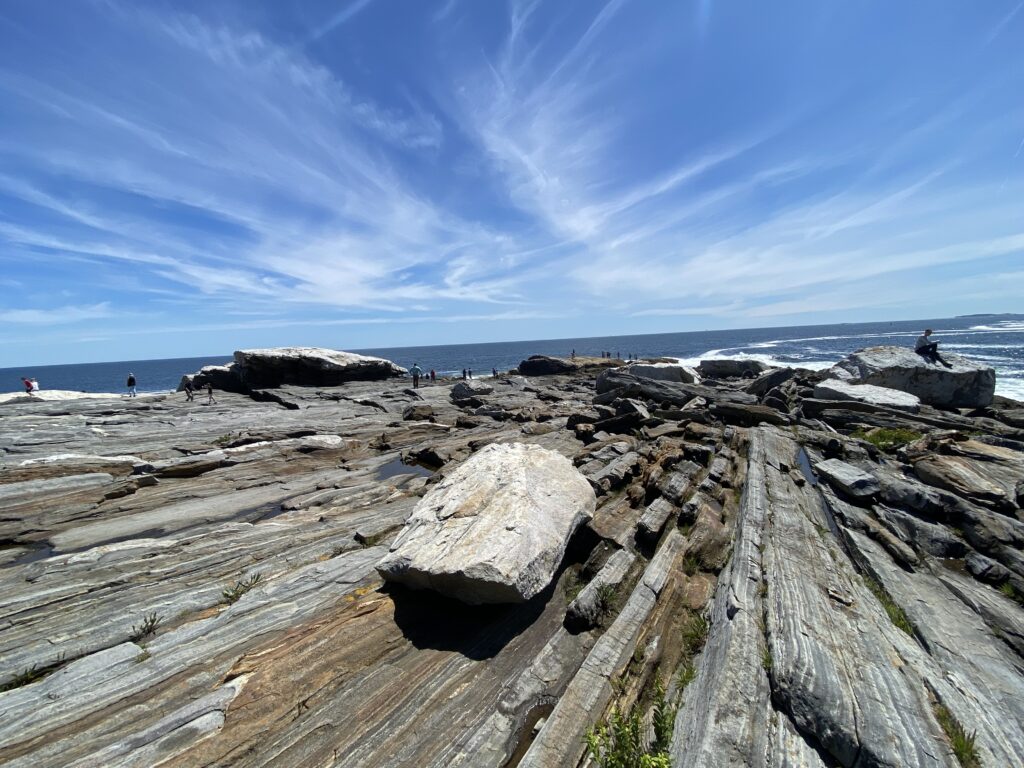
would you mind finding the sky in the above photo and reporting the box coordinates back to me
[1,0,1023,366]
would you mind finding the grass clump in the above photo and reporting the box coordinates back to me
[761,645,773,672]
[0,664,47,692]
[681,612,709,656]
[933,703,981,768]
[222,572,263,604]
[129,612,163,642]
[850,427,922,452]
[998,582,1022,606]
[863,577,914,636]
[585,676,674,768]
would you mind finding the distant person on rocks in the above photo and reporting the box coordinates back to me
[30,378,39,392]
[22,377,33,394]
[429,369,436,383]
[571,349,575,359]
[468,369,473,379]
[915,329,952,368]
[207,383,217,404]
[183,380,195,401]
[410,362,422,388]
[126,372,137,397]
[462,368,467,379]
[492,367,498,377]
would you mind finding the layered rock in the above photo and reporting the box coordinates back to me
[813,378,921,412]
[180,347,406,392]
[623,362,698,385]
[697,359,769,378]
[450,380,494,399]
[376,443,596,603]
[830,345,995,408]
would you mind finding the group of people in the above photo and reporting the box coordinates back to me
[181,379,218,403]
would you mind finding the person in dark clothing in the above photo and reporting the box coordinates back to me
[184,380,195,401]
[207,383,217,404]
[429,369,436,383]
[126,372,137,397]
[914,329,952,368]
[461,369,467,379]
[468,369,473,379]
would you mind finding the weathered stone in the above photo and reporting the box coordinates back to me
[814,458,880,500]
[813,378,921,412]
[566,549,636,629]
[623,362,697,385]
[744,367,795,396]
[697,359,769,378]
[830,345,995,408]
[376,443,596,604]
[402,403,435,421]
[517,355,577,376]
[451,380,494,399]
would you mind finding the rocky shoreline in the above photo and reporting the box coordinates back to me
[1,346,1022,767]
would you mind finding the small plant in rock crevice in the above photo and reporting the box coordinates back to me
[585,675,675,768]
[129,612,163,642]
[222,572,263,605]
[863,576,915,636]
[681,612,709,656]
[850,427,922,452]
[933,703,981,768]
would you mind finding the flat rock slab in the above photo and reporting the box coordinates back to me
[813,378,921,412]
[830,345,995,408]
[376,442,596,604]
[623,363,697,384]
[451,381,494,399]
[814,458,880,500]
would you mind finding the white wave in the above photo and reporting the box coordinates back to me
[673,350,835,371]
[996,378,1024,403]
[969,321,1024,332]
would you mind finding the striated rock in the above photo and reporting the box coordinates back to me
[375,443,596,604]
[813,378,921,412]
[830,345,995,408]
[697,359,769,378]
[402,404,434,421]
[744,367,795,397]
[709,401,789,427]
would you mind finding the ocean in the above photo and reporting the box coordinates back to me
[3,315,1023,402]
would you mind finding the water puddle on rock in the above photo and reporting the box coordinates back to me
[377,456,435,479]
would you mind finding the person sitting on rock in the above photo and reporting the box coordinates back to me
[915,329,952,368]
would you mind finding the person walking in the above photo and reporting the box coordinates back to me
[126,372,137,397]
[183,380,195,401]
[207,382,217,404]
[430,369,436,383]
[914,329,952,368]
[410,362,423,389]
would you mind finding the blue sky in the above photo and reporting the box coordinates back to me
[1,0,1023,365]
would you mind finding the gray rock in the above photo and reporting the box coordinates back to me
[402,403,434,421]
[697,359,769,378]
[814,458,880,500]
[813,378,921,412]
[623,362,698,385]
[450,380,494,399]
[517,355,577,376]
[744,367,795,396]
[830,345,995,408]
[376,443,596,604]
[566,549,636,628]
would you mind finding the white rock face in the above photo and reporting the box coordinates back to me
[624,363,698,385]
[236,347,406,386]
[813,379,921,412]
[376,443,596,604]
[829,346,995,408]
[0,390,128,405]
[451,380,494,399]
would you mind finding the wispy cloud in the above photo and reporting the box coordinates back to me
[305,0,377,44]
[0,303,113,324]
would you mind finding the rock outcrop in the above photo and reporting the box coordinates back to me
[623,362,698,384]
[180,347,406,392]
[697,359,769,378]
[813,378,921,411]
[450,380,494,399]
[830,345,995,408]
[376,443,596,604]
[518,355,579,376]
[1,347,1021,768]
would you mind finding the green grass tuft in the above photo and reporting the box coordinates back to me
[934,703,981,768]
[586,675,674,768]
[681,612,710,656]
[863,577,915,636]
[850,427,922,452]
[222,572,263,605]
[129,612,163,642]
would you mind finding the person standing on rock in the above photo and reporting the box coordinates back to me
[207,382,217,404]
[410,363,423,389]
[461,368,467,379]
[21,377,33,395]
[183,380,195,402]
[430,369,436,383]
[915,329,952,368]
[126,372,137,397]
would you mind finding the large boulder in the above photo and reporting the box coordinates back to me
[375,443,596,604]
[813,379,921,412]
[517,355,578,376]
[233,348,406,388]
[623,362,698,384]
[178,348,405,392]
[697,359,769,379]
[830,346,995,408]
[451,380,494,399]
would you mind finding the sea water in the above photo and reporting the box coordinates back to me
[3,315,1022,401]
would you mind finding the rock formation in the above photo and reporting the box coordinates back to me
[1,347,1021,767]
[376,443,596,603]
[830,345,996,408]
[180,347,406,392]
